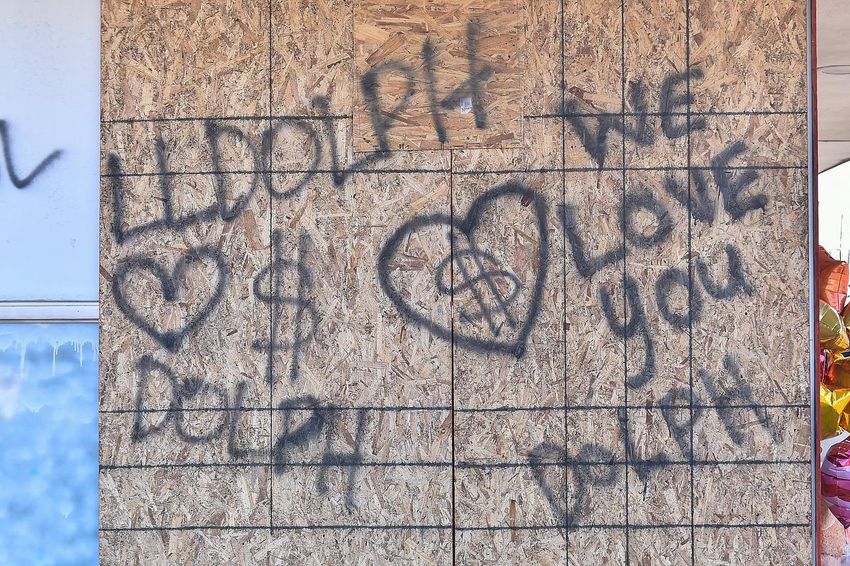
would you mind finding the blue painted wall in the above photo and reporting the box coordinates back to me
[0,324,98,565]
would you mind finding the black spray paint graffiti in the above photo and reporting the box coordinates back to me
[108,98,383,245]
[273,396,368,508]
[112,246,228,353]
[108,22,496,246]
[555,68,762,390]
[107,44,784,523]
[362,20,494,150]
[563,68,703,170]
[663,141,767,224]
[659,69,707,139]
[252,229,319,384]
[130,356,367,507]
[529,441,618,527]
[561,211,754,391]
[109,18,498,511]
[621,354,781,484]
[378,180,548,358]
[529,355,780,526]
[109,119,278,245]
[0,120,62,188]
[439,20,494,129]
[529,66,778,523]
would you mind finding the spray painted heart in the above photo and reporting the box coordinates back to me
[112,246,228,352]
[378,180,548,357]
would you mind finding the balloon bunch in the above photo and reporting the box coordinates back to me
[819,246,850,440]
[818,246,850,559]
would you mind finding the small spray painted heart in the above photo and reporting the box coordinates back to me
[112,246,228,352]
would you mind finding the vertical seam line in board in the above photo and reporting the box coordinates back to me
[619,0,630,564]
[267,0,274,535]
[449,149,456,566]
[560,0,570,562]
[685,1,697,565]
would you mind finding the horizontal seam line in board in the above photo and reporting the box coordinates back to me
[452,403,809,411]
[100,525,451,532]
[454,523,812,530]
[527,110,808,118]
[100,405,452,413]
[100,169,451,177]
[100,461,454,469]
[98,110,806,124]
[99,459,811,470]
[452,165,809,172]
[99,522,811,532]
[101,165,808,178]
[99,402,809,414]
[454,459,810,467]
[101,115,351,124]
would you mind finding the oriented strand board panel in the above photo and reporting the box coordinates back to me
[353,0,522,151]
[99,0,812,563]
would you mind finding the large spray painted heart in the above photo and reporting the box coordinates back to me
[377,180,548,357]
[112,246,228,352]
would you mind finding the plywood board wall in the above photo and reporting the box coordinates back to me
[99,0,812,564]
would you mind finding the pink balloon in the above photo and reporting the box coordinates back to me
[823,438,850,529]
